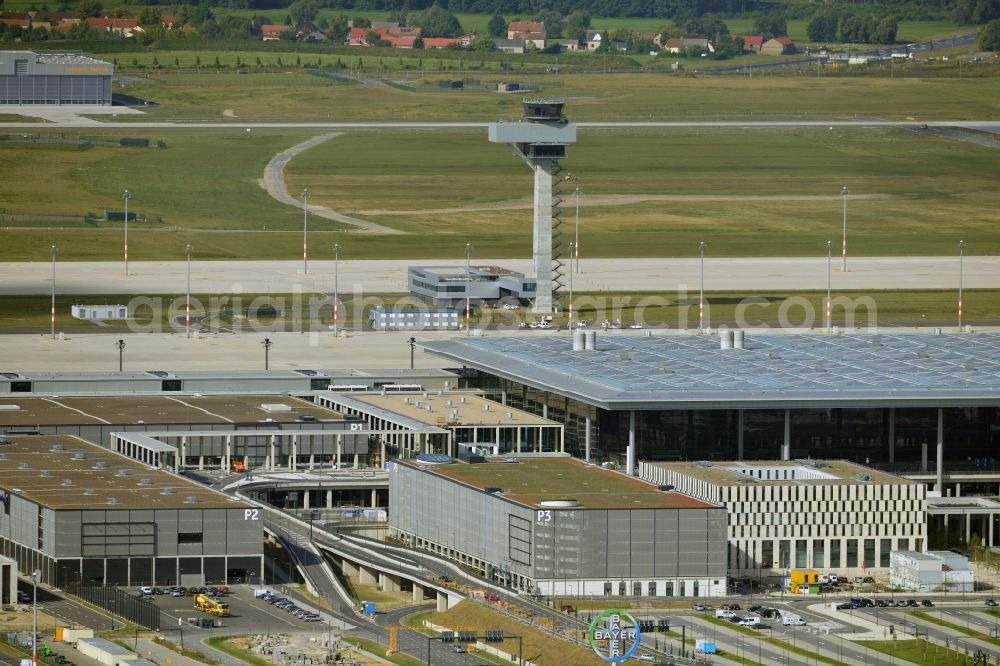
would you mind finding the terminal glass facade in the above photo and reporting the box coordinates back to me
[478,374,1000,468]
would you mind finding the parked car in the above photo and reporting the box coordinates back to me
[874,599,888,607]
[987,599,998,608]
[835,602,853,610]
[139,586,153,595]
[921,599,934,607]
[152,587,164,595]
[907,599,919,607]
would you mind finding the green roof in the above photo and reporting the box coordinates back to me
[405,456,715,510]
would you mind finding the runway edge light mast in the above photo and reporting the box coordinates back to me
[489,99,576,314]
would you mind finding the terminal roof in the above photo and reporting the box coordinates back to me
[647,459,913,487]
[0,395,341,426]
[422,332,1000,409]
[339,392,557,428]
[400,456,716,510]
[0,435,247,510]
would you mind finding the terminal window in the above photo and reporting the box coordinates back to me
[82,522,155,556]
[177,532,203,544]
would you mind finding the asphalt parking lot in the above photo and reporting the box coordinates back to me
[125,585,335,635]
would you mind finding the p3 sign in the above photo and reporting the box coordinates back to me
[244,508,260,521]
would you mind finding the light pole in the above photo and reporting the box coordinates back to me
[333,243,341,334]
[31,569,40,664]
[50,245,57,340]
[574,187,581,273]
[568,242,575,331]
[698,241,707,333]
[841,185,849,272]
[465,243,473,336]
[302,188,310,275]
[826,240,832,332]
[185,244,193,338]
[116,339,125,372]
[122,189,130,276]
[262,337,272,370]
[958,240,966,330]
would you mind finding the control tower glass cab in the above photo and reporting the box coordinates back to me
[522,99,567,123]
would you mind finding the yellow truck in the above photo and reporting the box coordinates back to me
[194,593,230,617]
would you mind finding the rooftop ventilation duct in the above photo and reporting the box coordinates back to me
[61,479,73,486]
[161,487,175,495]
[572,330,585,351]
[115,468,130,477]
[93,461,107,469]
[184,496,198,504]
[446,400,453,407]
[18,462,29,469]
[584,331,597,350]
[460,396,467,404]
[483,404,490,412]
[50,444,64,453]
[107,497,119,505]
[506,412,513,419]
[83,488,96,495]
[720,329,734,350]
[0,453,8,461]
[734,330,745,349]
[72,452,85,460]
[40,470,51,477]
[137,478,152,486]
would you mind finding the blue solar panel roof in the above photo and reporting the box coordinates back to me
[422,332,1000,410]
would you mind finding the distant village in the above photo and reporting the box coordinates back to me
[0,12,799,57]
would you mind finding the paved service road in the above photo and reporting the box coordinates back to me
[2,256,997,296]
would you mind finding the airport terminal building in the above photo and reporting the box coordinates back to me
[0,435,263,588]
[423,332,1000,480]
[641,459,926,576]
[0,51,113,106]
[389,455,728,596]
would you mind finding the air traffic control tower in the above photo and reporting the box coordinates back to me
[489,99,577,313]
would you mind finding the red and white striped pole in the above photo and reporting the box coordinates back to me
[50,244,57,340]
[302,189,310,275]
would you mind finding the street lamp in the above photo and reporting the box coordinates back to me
[122,189,130,276]
[302,189,310,275]
[50,245,57,340]
[185,244,192,338]
[333,243,341,334]
[568,242,575,332]
[841,185,849,272]
[958,240,966,330]
[31,569,40,664]
[262,337,272,370]
[574,187,581,274]
[826,240,833,332]
[465,243,473,336]
[698,241,707,333]
[116,339,125,372]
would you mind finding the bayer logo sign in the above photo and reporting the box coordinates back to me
[589,609,642,662]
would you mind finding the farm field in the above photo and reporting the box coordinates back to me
[1,125,998,261]
[93,66,1000,122]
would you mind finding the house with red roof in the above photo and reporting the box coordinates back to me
[261,24,291,41]
[86,17,143,37]
[507,20,546,48]
[741,34,765,53]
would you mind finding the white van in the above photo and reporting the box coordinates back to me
[782,615,806,626]
[715,609,736,619]
[739,616,762,627]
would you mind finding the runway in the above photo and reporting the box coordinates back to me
[1,256,996,296]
